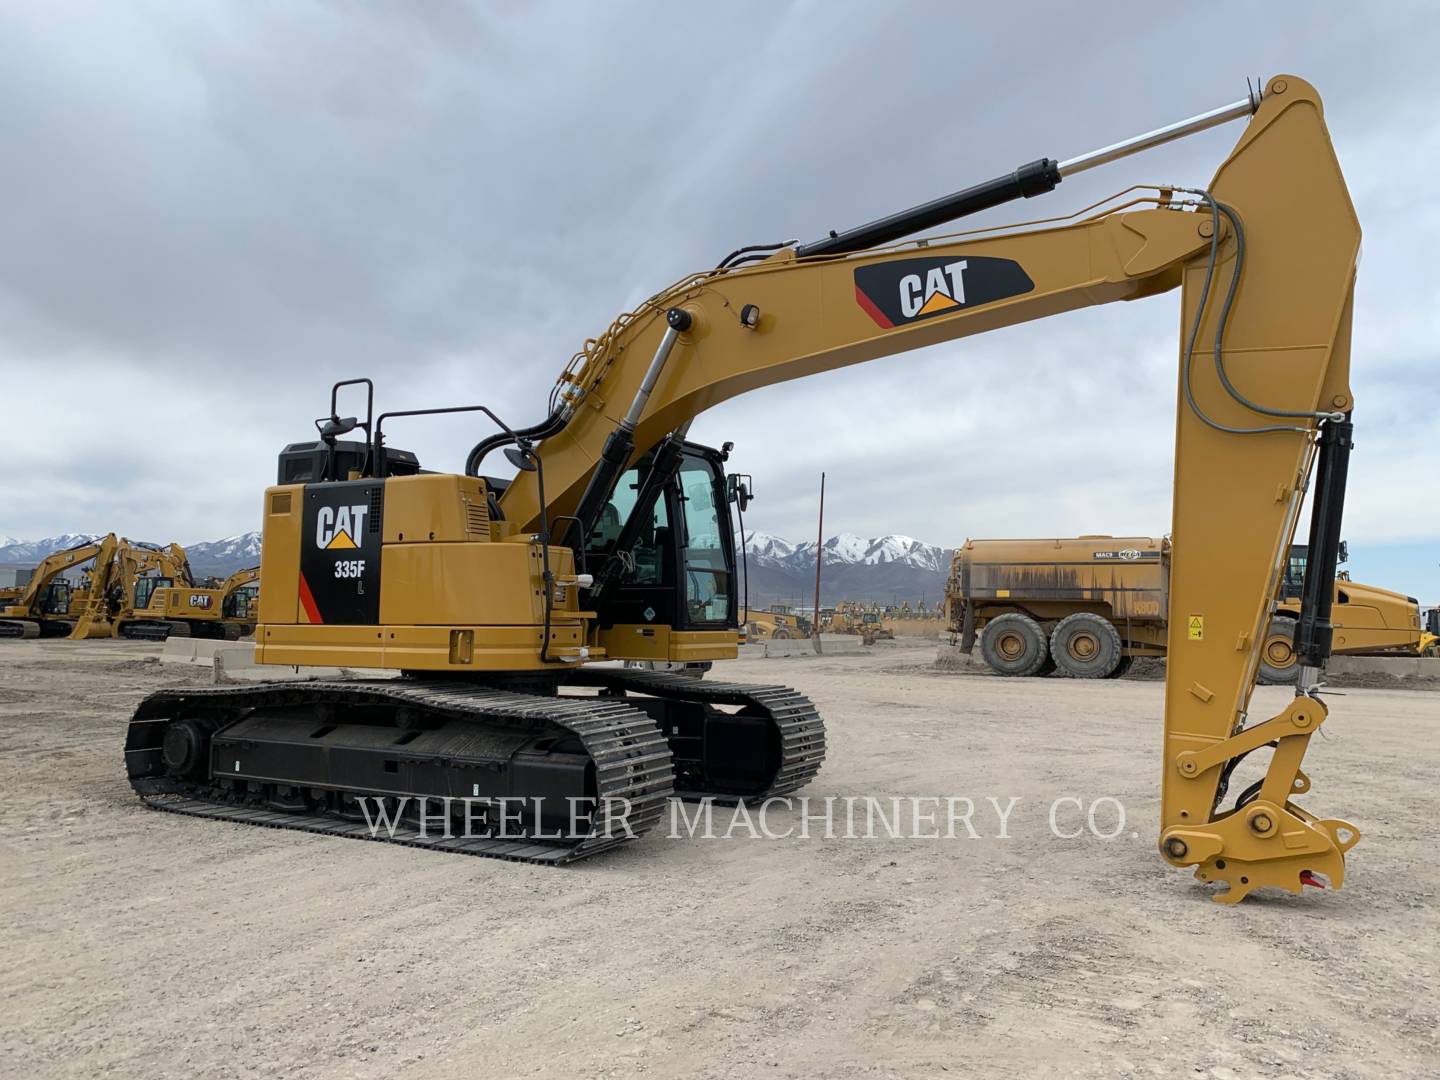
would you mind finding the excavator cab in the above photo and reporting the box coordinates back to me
[131,576,173,612]
[1284,541,1350,596]
[585,442,738,637]
[36,580,72,616]
[224,584,259,620]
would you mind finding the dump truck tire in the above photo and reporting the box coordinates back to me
[1105,655,1135,679]
[1258,615,1301,685]
[1050,613,1122,678]
[979,614,1050,676]
[772,628,791,640]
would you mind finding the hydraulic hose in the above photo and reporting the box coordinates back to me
[464,405,567,477]
[1177,190,1345,437]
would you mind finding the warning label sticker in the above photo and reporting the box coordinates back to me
[1187,615,1204,641]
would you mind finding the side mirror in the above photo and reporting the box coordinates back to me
[726,473,753,512]
[1336,540,1349,565]
[504,445,539,473]
[319,415,359,441]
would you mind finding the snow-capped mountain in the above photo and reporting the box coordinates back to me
[736,531,952,606]
[0,533,110,565]
[185,532,263,573]
[740,531,799,562]
[742,531,946,572]
[0,530,263,576]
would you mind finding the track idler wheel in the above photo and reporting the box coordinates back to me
[161,719,212,779]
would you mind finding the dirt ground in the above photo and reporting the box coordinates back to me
[1,638,1436,1080]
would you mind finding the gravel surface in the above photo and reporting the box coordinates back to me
[1,638,1435,1079]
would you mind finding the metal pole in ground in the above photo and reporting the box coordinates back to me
[812,472,825,656]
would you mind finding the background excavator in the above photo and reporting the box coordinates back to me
[127,75,1363,903]
[70,540,190,640]
[114,563,260,641]
[74,542,259,641]
[0,534,118,638]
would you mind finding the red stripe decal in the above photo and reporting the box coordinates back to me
[297,573,323,624]
[854,284,893,328]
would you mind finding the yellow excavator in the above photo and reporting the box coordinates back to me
[75,541,259,641]
[128,564,261,640]
[217,565,262,622]
[128,76,1364,902]
[70,540,190,639]
[1,535,119,638]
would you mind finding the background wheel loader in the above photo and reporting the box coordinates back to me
[742,604,812,641]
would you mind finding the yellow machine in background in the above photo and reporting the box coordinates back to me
[947,537,1426,681]
[1,535,118,638]
[743,605,812,641]
[1266,544,1428,675]
[70,541,260,641]
[70,540,189,639]
[129,77,1367,902]
[826,602,894,645]
[113,553,258,641]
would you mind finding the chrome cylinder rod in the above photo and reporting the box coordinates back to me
[621,310,690,431]
[1058,93,1260,178]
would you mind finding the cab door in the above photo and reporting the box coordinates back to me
[586,444,737,634]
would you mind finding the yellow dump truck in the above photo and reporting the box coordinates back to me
[946,537,1426,682]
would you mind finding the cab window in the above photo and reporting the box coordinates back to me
[585,466,668,587]
[677,459,730,624]
[133,576,172,610]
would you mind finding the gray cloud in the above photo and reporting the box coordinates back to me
[1,1,1436,579]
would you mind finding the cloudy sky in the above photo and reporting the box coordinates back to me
[1,2,1436,598]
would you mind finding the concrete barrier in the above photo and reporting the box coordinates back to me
[162,638,397,683]
[1328,655,1440,680]
[160,637,249,668]
[763,635,867,658]
[158,637,202,665]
